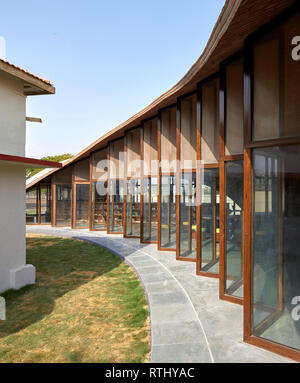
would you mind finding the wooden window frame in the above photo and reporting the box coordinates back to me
[245,3,300,150]
[52,182,73,228]
[107,177,125,235]
[39,184,52,226]
[158,105,177,251]
[158,173,177,252]
[26,184,52,226]
[176,93,197,262]
[196,165,220,278]
[219,157,244,305]
[219,53,245,305]
[90,150,108,232]
[177,169,197,263]
[124,177,141,239]
[107,138,125,235]
[243,3,300,362]
[72,181,90,230]
[124,127,142,239]
[140,117,159,244]
[196,74,221,277]
[25,186,39,226]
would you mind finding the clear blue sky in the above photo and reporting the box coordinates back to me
[2,0,224,158]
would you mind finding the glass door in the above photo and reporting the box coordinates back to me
[251,147,296,347]
[74,183,90,228]
[26,188,39,224]
[126,179,141,237]
[109,179,124,233]
[225,161,244,297]
[55,184,72,226]
[179,172,196,259]
[200,168,220,274]
[142,177,158,242]
[160,175,176,249]
[40,185,52,224]
[91,181,107,230]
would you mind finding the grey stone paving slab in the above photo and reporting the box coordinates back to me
[148,290,189,307]
[145,280,181,294]
[26,226,294,363]
[152,321,205,346]
[127,255,150,262]
[151,343,212,363]
[135,266,163,275]
[150,304,197,324]
[141,272,174,284]
[209,338,296,363]
[129,260,158,268]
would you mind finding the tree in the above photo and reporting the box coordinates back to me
[26,153,73,180]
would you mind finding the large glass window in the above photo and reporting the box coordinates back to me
[26,188,39,224]
[40,185,51,224]
[200,168,219,273]
[125,128,141,237]
[126,179,141,237]
[74,184,90,228]
[55,184,72,226]
[109,180,124,233]
[253,12,300,141]
[160,175,176,249]
[252,145,300,351]
[91,181,107,230]
[225,161,243,297]
[108,138,124,233]
[91,148,108,231]
[142,177,158,242]
[179,172,196,259]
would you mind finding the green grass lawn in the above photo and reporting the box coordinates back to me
[0,235,150,363]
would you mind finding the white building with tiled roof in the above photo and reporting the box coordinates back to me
[0,59,61,293]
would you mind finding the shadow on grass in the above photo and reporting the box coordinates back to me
[0,236,123,338]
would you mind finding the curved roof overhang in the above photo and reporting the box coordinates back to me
[26,0,297,190]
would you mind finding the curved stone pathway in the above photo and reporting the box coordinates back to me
[26,226,293,363]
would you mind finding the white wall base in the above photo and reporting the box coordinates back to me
[10,264,36,290]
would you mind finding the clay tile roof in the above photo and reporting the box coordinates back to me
[0,58,55,94]
[0,58,52,86]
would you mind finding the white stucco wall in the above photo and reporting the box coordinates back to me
[0,71,26,157]
[0,163,35,293]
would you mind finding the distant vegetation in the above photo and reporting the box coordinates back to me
[26,154,73,180]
